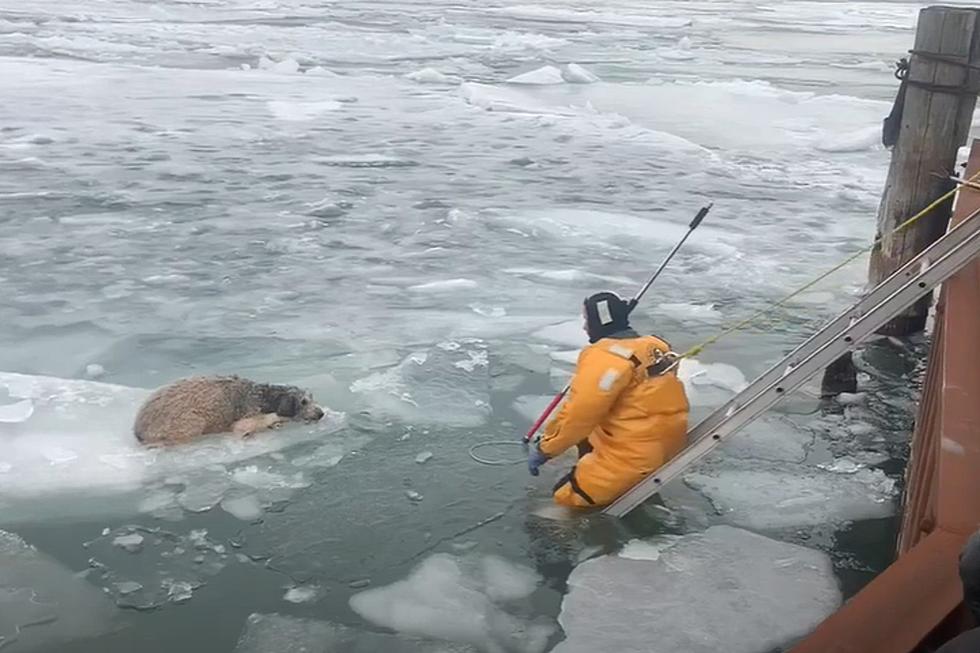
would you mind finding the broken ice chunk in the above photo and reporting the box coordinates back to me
[164,579,194,604]
[349,553,553,653]
[684,463,896,530]
[112,532,145,553]
[283,585,320,604]
[221,494,263,522]
[0,399,33,423]
[177,469,232,513]
[552,526,840,653]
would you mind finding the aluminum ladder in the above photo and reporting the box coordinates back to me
[604,206,980,518]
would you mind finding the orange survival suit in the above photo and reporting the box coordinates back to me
[535,292,690,508]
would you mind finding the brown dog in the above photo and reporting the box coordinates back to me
[133,375,325,445]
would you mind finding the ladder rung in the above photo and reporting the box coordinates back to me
[689,207,980,446]
[604,210,980,518]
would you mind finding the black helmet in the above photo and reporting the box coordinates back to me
[583,291,631,343]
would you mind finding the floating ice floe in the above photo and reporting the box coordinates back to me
[553,526,841,653]
[350,553,555,653]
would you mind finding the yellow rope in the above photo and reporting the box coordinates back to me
[678,168,980,361]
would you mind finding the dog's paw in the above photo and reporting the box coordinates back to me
[231,417,258,438]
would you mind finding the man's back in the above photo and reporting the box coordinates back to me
[587,333,689,468]
[531,290,692,507]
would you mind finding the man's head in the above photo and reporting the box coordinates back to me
[582,291,631,343]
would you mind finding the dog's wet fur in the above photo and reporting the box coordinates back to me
[133,375,325,445]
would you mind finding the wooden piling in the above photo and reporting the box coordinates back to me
[823,5,980,395]
[870,5,980,336]
[820,350,857,397]
[792,137,980,653]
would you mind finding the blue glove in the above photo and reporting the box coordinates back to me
[527,445,549,476]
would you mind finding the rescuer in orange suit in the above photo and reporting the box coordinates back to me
[527,291,690,508]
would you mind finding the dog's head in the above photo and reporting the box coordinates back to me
[272,386,325,423]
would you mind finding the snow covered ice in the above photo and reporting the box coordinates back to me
[678,358,749,395]
[507,65,565,85]
[112,532,145,553]
[684,463,897,530]
[221,493,265,521]
[552,526,841,653]
[561,64,599,84]
[406,68,454,85]
[0,371,347,522]
[0,0,955,649]
[282,585,321,604]
[0,398,33,423]
[350,553,555,653]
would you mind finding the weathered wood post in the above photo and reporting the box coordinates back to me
[871,5,980,335]
[822,5,980,397]
[820,351,857,398]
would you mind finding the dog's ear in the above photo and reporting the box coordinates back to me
[277,394,300,417]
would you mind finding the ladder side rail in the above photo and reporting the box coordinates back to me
[688,209,980,443]
[605,225,980,517]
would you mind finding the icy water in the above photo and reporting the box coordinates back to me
[0,0,974,651]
